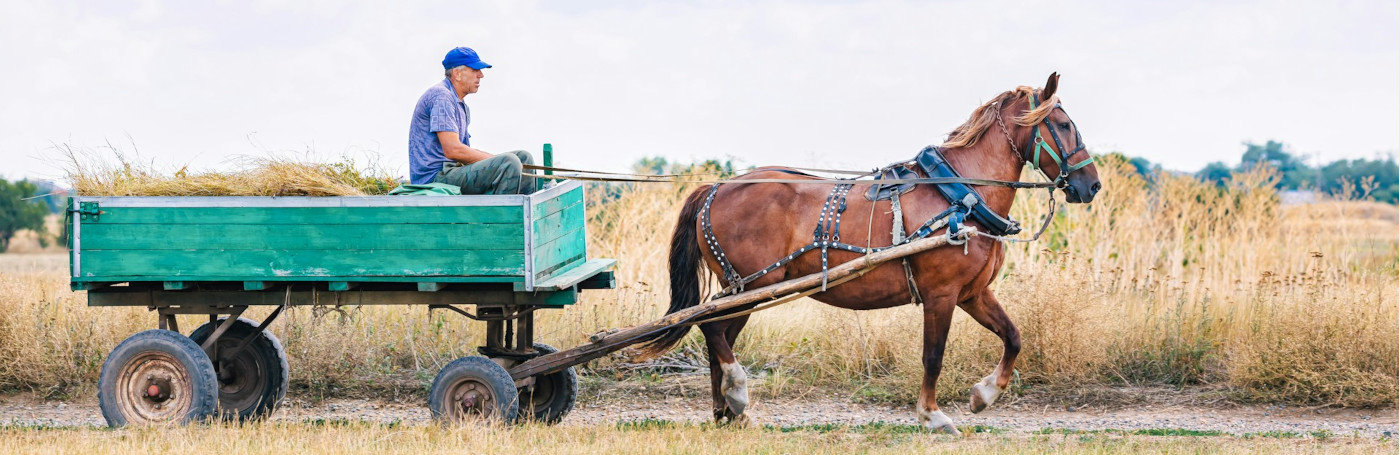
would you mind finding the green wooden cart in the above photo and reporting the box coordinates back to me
[70,171,617,426]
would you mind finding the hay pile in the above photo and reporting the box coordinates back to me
[66,151,400,196]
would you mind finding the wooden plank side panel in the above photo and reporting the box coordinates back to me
[78,249,526,278]
[87,206,524,225]
[531,227,586,280]
[531,199,585,247]
[80,223,524,250]
[531,186,583,220]
[528,184,589,284]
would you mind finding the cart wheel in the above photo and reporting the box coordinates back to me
[429,356,519,424]
[518,343,577,424]
[98,330,219,427]
[190,317,289,421]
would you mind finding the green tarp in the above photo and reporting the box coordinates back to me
[387,183,461,196]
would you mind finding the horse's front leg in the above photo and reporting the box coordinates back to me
[917,296,961,436]
[958,288,1021,413]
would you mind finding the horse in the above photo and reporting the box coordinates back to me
[635,73,1102,435]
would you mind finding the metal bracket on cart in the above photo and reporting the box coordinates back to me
[430,303,545,387]
[151,303,287,364]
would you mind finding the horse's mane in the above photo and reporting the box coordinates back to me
[943,86,1059,149]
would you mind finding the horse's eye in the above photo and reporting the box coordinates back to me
[1058,122,1071,130]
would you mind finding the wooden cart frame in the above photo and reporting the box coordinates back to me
[73,178,617,425]
[72,162,959,427]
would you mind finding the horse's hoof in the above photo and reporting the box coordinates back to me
[919,409,963,437]
[723,392,748,417]
[968,375,1002,414]
[720,362,749,417]
[728,413,758,428]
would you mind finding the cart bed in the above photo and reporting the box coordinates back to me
[69,180,614,303]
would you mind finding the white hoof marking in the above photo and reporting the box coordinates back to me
[719,361,749,417]
[917,408,962,436]
[969,374,1004,413]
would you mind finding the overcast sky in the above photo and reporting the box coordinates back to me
[1,0,1396,183]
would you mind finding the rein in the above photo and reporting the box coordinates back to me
[524,164,1057,189]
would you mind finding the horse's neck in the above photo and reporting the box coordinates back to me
[939,143,1023,216]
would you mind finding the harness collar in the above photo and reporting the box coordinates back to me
[916,146,1021,236]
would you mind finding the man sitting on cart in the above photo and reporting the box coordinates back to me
[408,46,536,195]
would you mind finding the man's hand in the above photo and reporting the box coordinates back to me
[435,131,493,164]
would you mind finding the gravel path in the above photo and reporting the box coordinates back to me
[2,391,1393,438]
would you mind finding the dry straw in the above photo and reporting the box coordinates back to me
[62,145,399,196]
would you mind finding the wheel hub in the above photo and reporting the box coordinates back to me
[117,352,194,423]
[143,378,172,402]
[448,380,494,418]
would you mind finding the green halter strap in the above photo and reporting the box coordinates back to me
[1026,95,1094,183]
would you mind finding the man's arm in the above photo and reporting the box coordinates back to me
[436,131,494,164]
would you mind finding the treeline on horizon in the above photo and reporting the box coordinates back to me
[631,140,1399,205]
[1120,140,1399,204]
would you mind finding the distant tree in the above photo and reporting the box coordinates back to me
[1239,140,1311,189]
[630,156,737,177]
[1196,162,1232,186]
[696,158,737,177]
[0,179,50,251]
[632,156,670,175]
[1319,156,1400,203]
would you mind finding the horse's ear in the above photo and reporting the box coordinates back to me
[1042,72,1059,100]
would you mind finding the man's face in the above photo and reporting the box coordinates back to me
[454,67,484,95]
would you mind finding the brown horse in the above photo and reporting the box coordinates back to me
[638,73,1101,435]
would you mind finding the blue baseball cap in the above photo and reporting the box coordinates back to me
[442,47,491,70]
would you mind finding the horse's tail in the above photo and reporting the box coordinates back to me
[634,187,711,359]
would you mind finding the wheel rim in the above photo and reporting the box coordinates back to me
[526,374,557,411]
[445,378,497,420]
[116,351,195,423]
[212,338,268,415]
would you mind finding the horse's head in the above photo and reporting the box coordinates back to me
[1014,73,1101,203]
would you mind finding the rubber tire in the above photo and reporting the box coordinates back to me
[189,317,289,421]
[429,356,520,424]
[98,330,219,427]
[518,343,577,424]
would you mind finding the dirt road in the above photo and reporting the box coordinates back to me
[3,389,1392,438]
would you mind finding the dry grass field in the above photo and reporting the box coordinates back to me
[1,420,1394,455]
[0,155,1395,452]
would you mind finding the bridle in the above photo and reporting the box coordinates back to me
[995,93,1094,188]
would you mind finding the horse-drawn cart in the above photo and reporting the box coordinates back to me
[71,178,618,426]
[70,175,963,427]
[73,75,1095,432]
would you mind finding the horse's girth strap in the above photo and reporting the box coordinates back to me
[890,192,923,305]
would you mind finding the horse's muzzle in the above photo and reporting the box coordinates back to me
[1064,180,1101,203]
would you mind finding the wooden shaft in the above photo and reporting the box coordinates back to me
[507,232,965,380]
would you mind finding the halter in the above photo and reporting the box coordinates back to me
[1020,93,1094,187]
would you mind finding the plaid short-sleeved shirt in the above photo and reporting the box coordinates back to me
[408,79,471,185]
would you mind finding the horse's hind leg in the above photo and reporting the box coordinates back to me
[721,315,754,422]
[700,318,751,423]
[917,296,961,435]
[958,288,1021,413]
